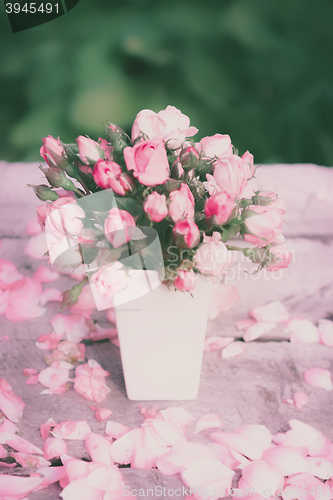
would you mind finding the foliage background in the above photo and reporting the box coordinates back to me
[0,0,333,165]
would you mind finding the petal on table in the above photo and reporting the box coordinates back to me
[156,407,195,426]
[60,478,103,500]
[294,392,308,410]
[210,432,263,461]
[51,421,91,440]
[243,322,277,342]
[318,319,333,346]
[85,464,124,492]
[85,432,113,465]
[304,368,333,390]
[181,457,234,500]
[203,337,234,352]
[43,437,67,460]
[262,446,308,476]
[0,379,25,423]
[221,342,245,358]
[194,413,223,434]
[249,301,289,323]
[0,474,44,497]
[34,266,59,283]
[90,407,112,422]
[305,457,333,480]
[233,424,272,449]
[287,319,319,343]
[105,421,130,439]
[242,460,284,498]
[39,287,62,306]
[0,431,43,455]
[11,451,51,468]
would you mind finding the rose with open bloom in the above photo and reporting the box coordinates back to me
[91,261,129,300]
[197,133,233,159]
[243,204,284,247]
[173,219,200,249]
[213,155,248,198]
[205,191,235,225]
[40,135,64,167]
[124,139,170,186]
[104,207,136,248]
[45,197,85,240]
[174,269,197,291]
[168,183,195,223]
[194,232,233,276]
[143,192,168,222]
[93,159,134,195]
[131,105,198,149]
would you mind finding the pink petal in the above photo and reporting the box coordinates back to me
[38,366,70,391]
[203,337,234,352]
[318,319,333,346]
[242,460,284,498]
[69,285,95,317]
[0,417,18,433]
[35,465,66,490]
[140,406,159,419]
[233,424,272,449]
[0,289,10,315]
[85,464,124,491]
[194,414,223,434]
[283,398,295,405]
[287,319,319,343]
[0,335,9,341]
[36,332,63,350]
[26,219,42,236]
[34,266,59,283]
[285,420,331,456]
[181,457,234,500]
[249,301,289,323]
[23,368,37,376]
[5,277,46,322]
[304,368,333,390]
[236,319,257,331]
[150,418,186,445]
[39,287,62,306]
[85,432,113,465]
[221,342,245,358]
[74,360,111,403]
[294,392,308,410]
[243,322,277,342]
[157,442,212,475]
[263,445,307,476]
[208,284,239,320]
[43,437,67,460]
[90,407,112,422]
[0,379,25,422]
[0,431,43,454]
[88,324,118,342]
[105,421,130,440]
[206,442,229,463]
[11,451,51,468]
[109,428,142,464]
[40,417,57,439]
[26,374,39,385]
[24,232,48,260]
[51,421,91,440]
[106,308,116,324]
[305,457,333,479]
[282,473,325,500]
[131,445,156,469]
[0,443,7,459]
[156,407,195,426]
[210,432,263,460]
[60,478,103,500]
[0,474,44,497]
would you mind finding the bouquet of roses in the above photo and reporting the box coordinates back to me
[30,105,291,307]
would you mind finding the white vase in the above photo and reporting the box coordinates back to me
[114,270,212,400]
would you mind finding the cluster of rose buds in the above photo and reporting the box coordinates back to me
[32,105,291,299]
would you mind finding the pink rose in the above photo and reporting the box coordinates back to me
[174,269,197,291]
[178,146,199,172]
[243,205,284,247]
[258,192,286,214]
[168,183,195,223]
[241,150,255,179]
[265,234,292,272]
[76,136,102,165]
[40,136,64,167]
[204,174,221,196]
[143,192,168,222]
[45,197,85,240]
[123,139,170,186]
[91,262,128,300]
[131,105,198,149]
[173,220,200,249]
[36,204,49,228]
[193,232,233,276]
[213,155,248,198]
[197,134,233,159]
[104,207,136,248]
[205,192,235,225]
[93,159,135,195]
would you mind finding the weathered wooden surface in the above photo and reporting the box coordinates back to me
[0,161,333,499]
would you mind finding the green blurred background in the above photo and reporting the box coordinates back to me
[1,0,333,165]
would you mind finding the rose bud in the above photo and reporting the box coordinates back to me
[143,192,168,222]
[168,183,195,223]
[39,166,78,192]
[174,268,197,291]
[204,191,235,226]
[179,146,199,172]
[173,219,200,249]
[170,161,184,180]
[124,139,170,186]
[40,135,65,167]
[29,184,59,202]
[104,207,136,248]
[61,279,87,309]
[93,159,135,195]
[76,136,103,165]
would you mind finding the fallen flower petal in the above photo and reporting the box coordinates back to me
[0,334,9,341]
[304,368,333,390]
[242,460,284,499]
[85,432,113,465]
[74,360,111,403]
[85,464,124,491]
[0,417,18,433]
[109,428,143,464]
[287,319,319,343]
[23,368,37,377]
[194,414,223,434]
[0,443,7,459]
[181,457,234,500]
[156,407,195,426]
[243,322,277,342]
[318,319,333,346]
[0,431,43,454]
[0,379,25,423]
[262,445,308,476]
[34,266,60,283]
[43,437,67,460]
[11,451,51,468]
[39,287,62,306]
[210,432,263,460]
[40,417,57,439]
[5,277,46,322]
[285,420,331,456]
[221,342,245,358]
[203,337,234,352]
[236,319,257,331]
[140,406,159,419]
[249,301,289,323]
[90,407,112,422]
[26,374,39,385]
[0,474,44,498]
[105,421,130,439]
[60,478,103,500]
[208,284,239,320]
[305,456,333,480]
[38,366,70,392]
[36,332,63,350]
[51,421,91,440]
[294,392,308,410]
[233,424,272,449]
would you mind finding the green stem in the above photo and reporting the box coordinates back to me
[226,245,246,253]
[77,176,90,195]
[72,187,85,197]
